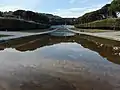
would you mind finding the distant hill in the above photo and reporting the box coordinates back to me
[0,10,76,31]
[0,10,76,27]
[44,14,62,19]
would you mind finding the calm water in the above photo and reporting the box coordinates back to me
[0,34,120,90]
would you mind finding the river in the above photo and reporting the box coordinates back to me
[0,34,120,90]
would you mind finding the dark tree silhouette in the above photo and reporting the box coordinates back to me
[0,11,3,16]
[13,10,25,18]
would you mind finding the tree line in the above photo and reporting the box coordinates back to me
[0,10,76,25]
[110,0,120,15]
[75,0,120,24]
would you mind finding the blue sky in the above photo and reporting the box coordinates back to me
[0,0,113,17]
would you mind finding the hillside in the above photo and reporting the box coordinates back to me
[75,0,120,30]
[75,4,117,24]
[0,10,76,31]
[75,18,120,30]
[0,17,50,31]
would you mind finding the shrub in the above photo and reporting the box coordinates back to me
[0,18,50,31]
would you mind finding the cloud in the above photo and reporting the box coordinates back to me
[53,4,105,18]
[0,0,42,12]
[0,0,113,17]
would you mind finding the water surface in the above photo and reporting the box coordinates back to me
[0,34,120,90]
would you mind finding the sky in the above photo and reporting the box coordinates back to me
[0,0,113,18]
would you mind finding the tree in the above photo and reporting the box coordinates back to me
[76,4,117,24]
[110,0,120,15]
[24,11,35,20]
[37,13,49,24]
[13,10,49,24]
[0,11,3,16]
[13,10,25,18]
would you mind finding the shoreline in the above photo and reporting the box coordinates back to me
[70,28,120,42]
[0,28,57,42]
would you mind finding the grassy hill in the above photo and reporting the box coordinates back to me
[0,17,50,31]
[75,18,120,30]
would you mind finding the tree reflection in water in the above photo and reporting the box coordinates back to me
[0,34,120,65]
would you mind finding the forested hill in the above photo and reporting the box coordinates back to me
[75,0,120,30]
[0,10,76,25]
[0,10,76,30]
[75,4,117,24]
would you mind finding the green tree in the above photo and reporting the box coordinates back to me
[76,4,117,24]
[110,0,120,14]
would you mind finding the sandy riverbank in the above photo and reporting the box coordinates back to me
[70,29,120,41]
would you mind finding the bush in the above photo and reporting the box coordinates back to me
[0,18,50,31]
[75,18,120,30]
